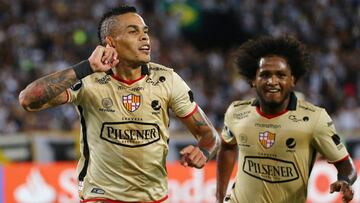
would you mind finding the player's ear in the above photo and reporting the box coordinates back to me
[291,75,296,86]
[248,80,255,88]
[105,36,114,47]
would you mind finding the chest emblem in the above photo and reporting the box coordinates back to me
[259,131,276,149]
[122,94,141,112]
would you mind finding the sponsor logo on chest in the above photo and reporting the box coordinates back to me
[100,121,160,147]
[243,156,299,183]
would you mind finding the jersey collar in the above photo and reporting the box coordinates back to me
[106,64,150,76]
[108,64,150,85]
[141,64,150,75]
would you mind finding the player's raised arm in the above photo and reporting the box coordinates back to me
[216,138,237,203]
[19,45,118,111]
[179,107,220,169]
[330,158,357,203]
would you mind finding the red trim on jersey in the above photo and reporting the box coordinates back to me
[180,104,198,119]
[111,74,145,85]
[256,106,288,119]
[80,195,168,203]
[63,89,70,104]
[330,154,350,164]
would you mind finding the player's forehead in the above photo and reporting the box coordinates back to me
[258,55,290,72]
[114,13,147,31]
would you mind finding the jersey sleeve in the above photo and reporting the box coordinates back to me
[169,72,197,117]
[312,109,349,163]
[66,80,85,105]
[221,104,237,144]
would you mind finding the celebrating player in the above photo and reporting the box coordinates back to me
[216,36,356,203]
[19,6,219,203]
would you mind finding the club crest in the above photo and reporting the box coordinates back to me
[259,131,276,149]
[122,94,141,112]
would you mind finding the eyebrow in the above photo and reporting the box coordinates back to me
[126,25,149,30]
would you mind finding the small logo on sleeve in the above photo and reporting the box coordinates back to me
[91,188,105,194]
[188,91,194,103]
[331,134,341,145]
[70,80,82,91]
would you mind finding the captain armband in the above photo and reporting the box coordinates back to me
[73,60,94,79]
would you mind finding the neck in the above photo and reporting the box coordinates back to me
[259,97,290,115]
[112,64,142,81]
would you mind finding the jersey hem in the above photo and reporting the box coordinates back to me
[328,154,349,164]
[179,104,198,119]
[80,195,168,203]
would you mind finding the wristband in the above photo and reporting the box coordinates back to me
[337,174,351,185]
[199,147,210,160]
[73,60,93,79]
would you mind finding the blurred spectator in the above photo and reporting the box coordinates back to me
[1,0,360,137]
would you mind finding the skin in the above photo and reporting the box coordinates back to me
[216,55,356,203]
[19,12,218,169]
[252,56,295,115]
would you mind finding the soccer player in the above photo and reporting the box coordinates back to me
[216,36,357,203]
[19,6,219,203]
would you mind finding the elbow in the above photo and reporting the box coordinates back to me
[18,90,39,112]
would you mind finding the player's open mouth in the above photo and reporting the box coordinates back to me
[139,45,150,54]
[265,88,280,93]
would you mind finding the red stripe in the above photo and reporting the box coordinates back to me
[180,104,198,119]
[111,74,145,85]
[63,90,70,104]
[80,195,168,203]
[329,154,350,164]
[256,106,288,119]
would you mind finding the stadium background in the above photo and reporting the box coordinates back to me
[1,0,360,202]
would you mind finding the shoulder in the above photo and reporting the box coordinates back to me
[297,99,324,114]
[85,72,109,82]
[148,62,174,74]
[226,98,255,113]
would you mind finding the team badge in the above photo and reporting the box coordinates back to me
[259,131,276,149]
[122,94,141,112]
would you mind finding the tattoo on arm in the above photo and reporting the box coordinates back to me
[191,114,208,127]
[27,69,76,109]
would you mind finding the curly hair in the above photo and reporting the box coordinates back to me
[234,36,310,82]
[97,6,137,45]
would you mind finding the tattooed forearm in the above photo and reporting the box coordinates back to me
[20,68,77,110]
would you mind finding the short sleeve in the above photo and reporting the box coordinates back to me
[312,109,348,163]
[169,72,197,117]
[221,105,237,144]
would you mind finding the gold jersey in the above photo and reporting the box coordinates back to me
[221,93,348,203]
[67,62,197,202]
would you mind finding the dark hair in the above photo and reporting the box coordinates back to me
[234,36,310,82]
[97,6,137,45]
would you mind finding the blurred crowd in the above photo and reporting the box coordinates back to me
[1,0,360,136]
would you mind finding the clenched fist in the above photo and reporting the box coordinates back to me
[88,45,119,72]
[180,145,208,169]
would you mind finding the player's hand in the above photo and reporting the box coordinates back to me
[330,180,354,203]
[179,145,207,169]
[88,45,119,72]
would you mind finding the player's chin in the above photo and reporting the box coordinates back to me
[264,100,283,109]
[139,57,151,64]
